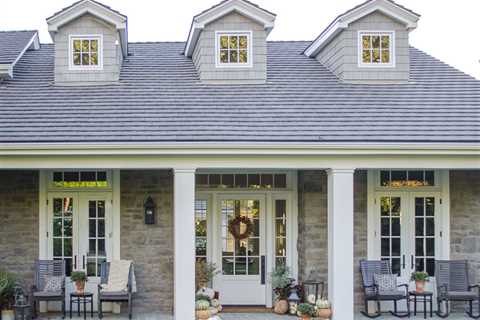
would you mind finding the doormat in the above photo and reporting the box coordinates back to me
[221,306,272,313]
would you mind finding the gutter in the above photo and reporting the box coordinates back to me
[0,142,478,156]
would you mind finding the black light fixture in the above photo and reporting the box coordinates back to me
[144,196,156,225]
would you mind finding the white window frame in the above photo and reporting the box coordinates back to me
[69,34,103,71]
[357,30,395,68]
[215,31,253,68]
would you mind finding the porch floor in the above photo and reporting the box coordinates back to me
[37,312,469,319]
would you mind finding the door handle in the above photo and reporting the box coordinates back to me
[261,255,266,285]
[82,255,86,270]
[411,255,414,270]
[402,255,405,269]
[74,255,77,269]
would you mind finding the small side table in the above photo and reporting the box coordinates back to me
[409,291,433,319]
[70,292,94,319]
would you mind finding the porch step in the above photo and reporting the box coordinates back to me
[222,306,272,313]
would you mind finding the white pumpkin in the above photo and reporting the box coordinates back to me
[197,287,215,300]
[307,294,316,304]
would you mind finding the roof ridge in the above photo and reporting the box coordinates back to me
[0,30,37,33]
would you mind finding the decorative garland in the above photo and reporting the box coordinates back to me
[228,216,254,240]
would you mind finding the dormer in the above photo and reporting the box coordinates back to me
[0,30,39,79]
[304,0,420,84]
[47,0,128,85]
[184,0,276,84]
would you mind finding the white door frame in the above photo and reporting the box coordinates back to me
[195,171,298,307]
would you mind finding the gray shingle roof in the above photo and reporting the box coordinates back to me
[0,41,479,144]
[0,30,37,64]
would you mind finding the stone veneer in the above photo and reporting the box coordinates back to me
[0,170,39,293]
[297,170,368,310]
[450,170,480,282]
[120,170,174,313]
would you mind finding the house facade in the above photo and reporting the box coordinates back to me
[0,0,479,319]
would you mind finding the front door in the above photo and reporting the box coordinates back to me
[375,193,441,309]
[213,195,266,305]
[47,192,112,311]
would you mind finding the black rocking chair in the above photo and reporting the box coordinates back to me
[359,260,410,318]
[436,260,480,319]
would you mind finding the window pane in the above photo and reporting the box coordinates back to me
[372,49,380,63]
[249,238,260,255]
[381,49,390,63]
[209,174,220,186]
[381,35,390,48]
[98,220,105,237]
[73,53,81,66]
[372,36,380,48]
[89,220,96,237]
[426,198,435,216]
[64,172,79,182]
[415,198,424,216]
[426,218,435,236]
[229,50,238,63]
[391,218,400,236]
[196,238,207,256]
[64,218,72,237]
[239,36,248,49]
[261,174,273,188]
[220,36,228,49]
[196,174,208,186]
[416,238,424,256]
[416,258,425,272]
[391,258,401,276]
[426,238,435,256]
[222,174,234,187]
[81,53,90,65]
[97,201,105,218]
[362,36,371,49]
[235,174,247,188]
[53,219,62,237]
[425,171,435,186]
[220,50,228,63]
[248,174,260,188]
[275,200,286,218]
[391,171,407,184]
[82,40,89,51]
[362,50,371,63]
[64,238,72,256]
[239,50,248,63]
[91,52,98,65]
[97,171,107,181]
[426,259,435,276]
[274,174,287,188]
[81,171,96,182]
[416,218,424,236]
[90,39,98,51]
[381,197,390,216]
[380,171,390,186]
[381,238,390,256]
[381,218,390,236]
[391,238,400,256]
[391,197,401,216]
[248,257,259,275]
[73,40,81,52]
[229,36,238,49]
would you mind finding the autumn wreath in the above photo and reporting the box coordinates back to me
[228,216,254,240]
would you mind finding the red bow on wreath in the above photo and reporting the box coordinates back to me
[228,216,254,240]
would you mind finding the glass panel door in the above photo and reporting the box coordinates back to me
[379,196,403,276]
[414,197,436,276]
[51,196,77,276]
[214,195,266,305]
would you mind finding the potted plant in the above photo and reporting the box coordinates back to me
[195,299,211,320]
[270,264,292,314]
[195,261,219,290]
[411,271,429,293]
[70,271,87,294]
[0,270,16,320]
[297,303,316,320]
[315,298,332,319]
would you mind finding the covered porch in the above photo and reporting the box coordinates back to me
[0,148,478,320]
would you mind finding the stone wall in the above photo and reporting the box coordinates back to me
[0,170,39,293]
[120,170,174,313]
[450,170,480,281]
[297,170,368,310]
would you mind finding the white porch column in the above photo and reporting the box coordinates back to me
[327,168,355,320]
[173,168,196,320]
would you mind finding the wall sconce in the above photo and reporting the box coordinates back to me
[144,196,156,225]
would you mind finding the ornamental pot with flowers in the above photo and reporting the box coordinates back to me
[411,271,429,293]
[269,264,292,314]
[70,271,87,294]
[297,303,316,320]
[315,298,332,319]
[195,299,211,320]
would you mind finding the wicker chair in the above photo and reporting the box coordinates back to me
[98,262,134,319]
[359,260,410,318]
[31,260,66,319]
[436,260,480,318]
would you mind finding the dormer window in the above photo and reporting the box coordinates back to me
[216,31,252,67]
[69,35,103,70]
[358,31,394,67]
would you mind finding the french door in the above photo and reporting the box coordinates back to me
[47,192,112,310]
[375,192,442,309]
[213,195,267,305]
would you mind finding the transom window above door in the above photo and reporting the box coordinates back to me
[380,170,435,188]
[69,35,102,70]
[358,31,394,67]
[216,32,251,67]
[50,170,110,189]
[196,173,287,189]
